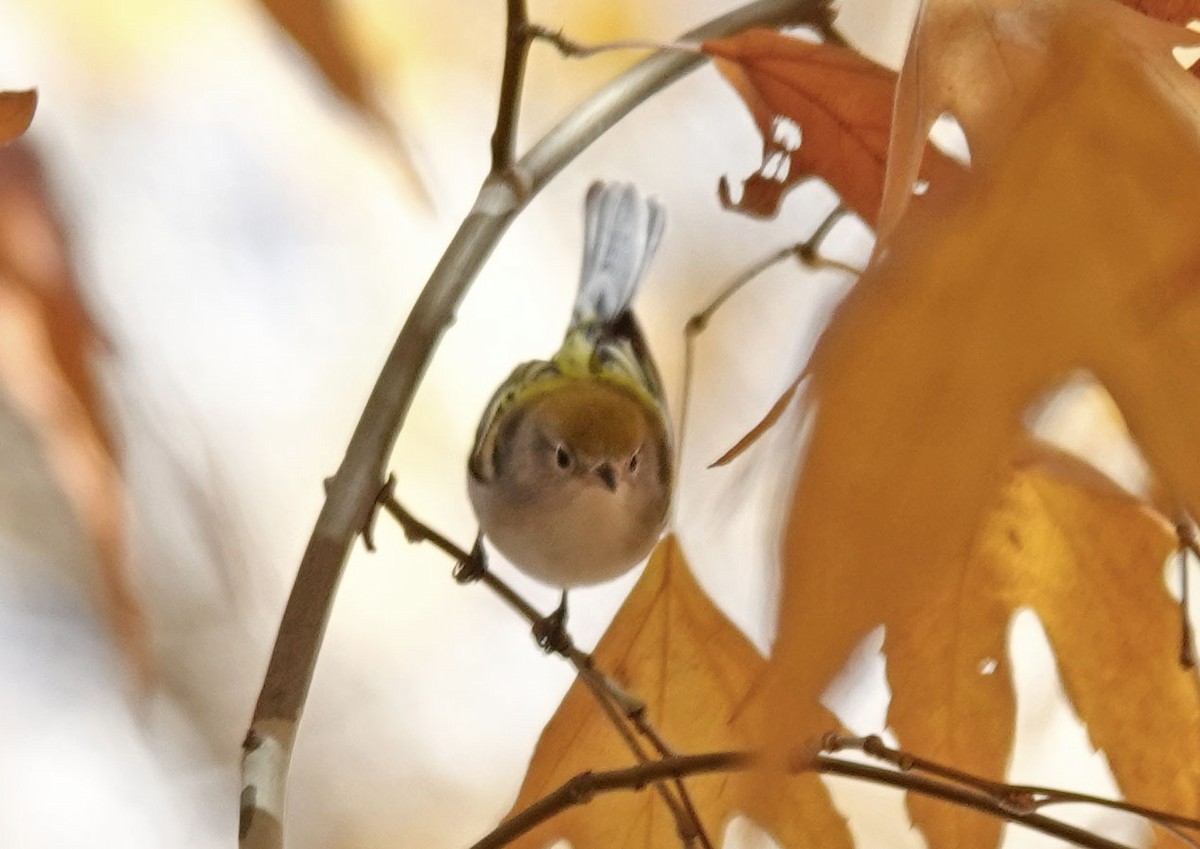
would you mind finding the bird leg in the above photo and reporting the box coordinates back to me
[533,590,570,654]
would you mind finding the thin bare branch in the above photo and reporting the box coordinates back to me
[380,493,709,847]
[678,203,857,461]
[826,734,1200,840]
[529,25,701,60]
[628,709,713,849]
[575,665,707,847]
[491,0,532,173]
[469,747,1140,849]
[684,202,854,354]
[817,756,1136,849]
[470,751,751,849]
[381,493,556,633]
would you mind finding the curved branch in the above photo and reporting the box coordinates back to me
[828,733,1200,835]
[238,2,833,847]
[470,751,1137,849]
[817,758,1134,849]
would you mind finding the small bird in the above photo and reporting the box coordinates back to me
[467,182,673,636]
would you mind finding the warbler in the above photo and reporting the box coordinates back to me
[467,181,673,601]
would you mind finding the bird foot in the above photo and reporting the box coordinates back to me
[533,592,570,654]
[454,535,488,584]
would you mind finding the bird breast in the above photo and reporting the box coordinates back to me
[468,469,668,588]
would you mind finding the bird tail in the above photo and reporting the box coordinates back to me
[573,181,666,326]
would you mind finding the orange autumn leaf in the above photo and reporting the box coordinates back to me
[718,0,1200,463]
[763,2,1200,848]
[879,0,1200,237]
[0,89,36,146]
[877,0,1069,237]
[499,536,850,849]
[0,143,149,687]
[702,30,958,224]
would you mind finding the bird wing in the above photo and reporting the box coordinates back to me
[467,360,559,483]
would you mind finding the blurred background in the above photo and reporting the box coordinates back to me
[0,0,1161,847]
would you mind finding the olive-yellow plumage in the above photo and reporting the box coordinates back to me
[467,182,672,588]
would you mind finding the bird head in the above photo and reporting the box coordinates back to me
[525,381,652,494]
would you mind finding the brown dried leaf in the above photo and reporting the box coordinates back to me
[0,90,36,147]
[0,143,149,687]
[764,2,1200,847]
[255,0,425,201]
[258,0,369,110]
[501,536,849,849]
[1120,0,1200,24]
[702,30,958,224]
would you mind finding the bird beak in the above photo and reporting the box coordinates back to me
[595,463,618,492]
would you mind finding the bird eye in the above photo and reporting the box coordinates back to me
[628,451,640,472]
[555,444,572,470]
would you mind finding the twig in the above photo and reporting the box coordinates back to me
[529,26,702,60]
[817,756,1136,849]
[575,671,713,849]
[683,203,854,360]
[575,665,708,847]
[383,492,548,628]
[677,204,857,460]
[491,0,532,174]
[1007,783,1200,835]
[468,747,1141,849]
[381,494,710,847]
[238,2,846,846]
[627,709,713,849]
[1176,519,1197,669]
[826,734,1200,841]
[579,666,714,849]
[470,751,750,849]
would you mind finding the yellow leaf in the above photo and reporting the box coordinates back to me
[888,439,1192,849]
[765,2,1200,846]
[1000,442,1200,827]
[499,536,850,849]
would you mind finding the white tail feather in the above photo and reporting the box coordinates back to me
[574,182,666,325]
